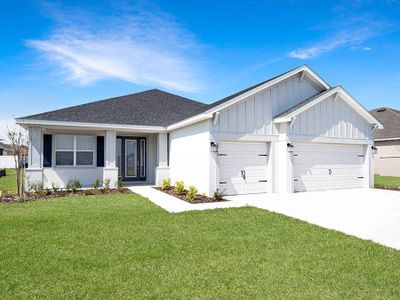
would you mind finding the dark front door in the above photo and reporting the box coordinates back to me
[116,137,146,181]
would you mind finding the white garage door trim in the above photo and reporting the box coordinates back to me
[293,142,366,192]
[218,141,269,195]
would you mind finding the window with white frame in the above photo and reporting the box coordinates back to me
[55,135,94,166]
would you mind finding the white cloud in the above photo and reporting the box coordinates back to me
[26,4,204,92]
[288,16,388,60]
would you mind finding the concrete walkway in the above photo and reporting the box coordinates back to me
[128,186,400,250]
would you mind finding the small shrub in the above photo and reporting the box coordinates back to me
[51,182,60,193]
[29,181,46,197]
[187,186,198,200]
[201,192,206,197]
[103,178,111,190]
[84,189,95,196]
[175,181,185,194]
[66,178,82,193]
[213,188,226,201]
[116,178,123,189]
[161,178,171,190]
[91,179,100,189]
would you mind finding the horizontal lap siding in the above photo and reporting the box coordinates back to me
[290,95,371,140]
[212,75,321,136]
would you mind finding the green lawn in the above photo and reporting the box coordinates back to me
[0,194,399,299]
[0,168,17,193]
[375,174,400,188]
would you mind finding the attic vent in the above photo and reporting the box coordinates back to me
[377,108,386,112]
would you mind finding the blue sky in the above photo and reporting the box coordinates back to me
[1,0,400,138]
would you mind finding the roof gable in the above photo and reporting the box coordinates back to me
[167,65,331,130]
[274,86,383,128]
[201,64,329,115]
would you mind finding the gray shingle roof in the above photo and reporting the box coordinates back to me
[19,65,329,128]
[370,107,400,140]
[20,89,207,127]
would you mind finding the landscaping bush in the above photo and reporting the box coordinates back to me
[116,178,123,190]
[51,182,60,193]
[29,181,46,197]
[187,186,198,200]
[175,181,185,194]
[103,178,111,190]
[84,189,95,196]
[161,178,171,190]
[91,179,100,189]
[66,178,82,193]
[213,189,226,201]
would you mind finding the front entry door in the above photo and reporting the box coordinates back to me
[116,137,146,181]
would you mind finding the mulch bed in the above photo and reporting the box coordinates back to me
[0,188,133,203]
[154,187,226,204]
[374,185,400,191]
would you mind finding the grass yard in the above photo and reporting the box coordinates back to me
[375,174,400,188]
[0,168,17,193]
[1,194,399,299]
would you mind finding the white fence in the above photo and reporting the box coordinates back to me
[0,156,16,168]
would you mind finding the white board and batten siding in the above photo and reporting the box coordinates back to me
[293,143,366,192]
[218,142,269,195]
[212,75,322,136]
[290,95,372,140]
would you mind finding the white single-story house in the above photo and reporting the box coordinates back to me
[370,107,400,177]
[16,65,383,195]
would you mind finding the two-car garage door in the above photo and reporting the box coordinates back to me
[218,141,366,195]
[293,143,366,192]
[218,142,268,195]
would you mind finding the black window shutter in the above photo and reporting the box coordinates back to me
[43,134,52,167]
[97,136,105,167]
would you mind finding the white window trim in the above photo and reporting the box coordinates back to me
[54,135,95,167]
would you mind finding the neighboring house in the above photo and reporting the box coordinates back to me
[16,65,382,195]
[0,142,28,168]
[370,107,400,177]
[0,142,14,156]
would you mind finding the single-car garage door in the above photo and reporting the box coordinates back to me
[293,143,365,192]
[218,142,268,195]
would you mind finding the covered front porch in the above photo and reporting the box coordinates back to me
[25,125,170,189]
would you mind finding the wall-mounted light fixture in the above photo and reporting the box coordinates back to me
[210,141,219,152]
[287,142,294,153]
[371,145,378,155]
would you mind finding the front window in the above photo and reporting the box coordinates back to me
[55,135,94,166]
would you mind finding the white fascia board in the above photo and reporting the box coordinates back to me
[15,118,167,132]
[337,88,384,129]
[165,65,330,131]
[374,137,400,141]
[273,86,384,129]
[274,87,341,123]
[166,113,213,131]
[200,65,330,117]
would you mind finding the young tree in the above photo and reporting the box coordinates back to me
[7,128,28,196]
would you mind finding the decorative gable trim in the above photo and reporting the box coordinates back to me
[273,86,383,128]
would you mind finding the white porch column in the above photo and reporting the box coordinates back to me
[103,130,118,188]
[272,122,294,194]
[25,127,43,189]
[155,132,170,185]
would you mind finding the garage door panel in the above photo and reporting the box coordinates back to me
[295,168,330,176]
[219,142,268,195]
[294,143,365,192]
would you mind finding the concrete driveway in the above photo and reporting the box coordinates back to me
[226,189,400,250]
